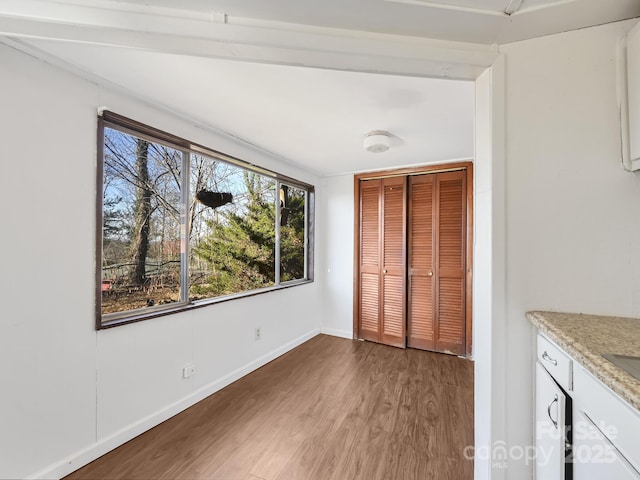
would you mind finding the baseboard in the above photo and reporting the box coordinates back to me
[29,328,321,480]
[320,327,353,339]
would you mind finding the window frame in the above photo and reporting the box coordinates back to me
[96,112,315,329]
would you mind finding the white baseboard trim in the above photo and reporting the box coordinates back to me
[320,327,353,339]
[30,328,320,480]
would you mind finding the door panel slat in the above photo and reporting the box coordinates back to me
[360,182,380,270]
[383,183,405,271]
[360,272,379,333]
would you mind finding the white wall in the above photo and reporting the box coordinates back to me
[319,175,355,339]
[0,43,323,480]
[500,18,640,478]
[473,56,508,480]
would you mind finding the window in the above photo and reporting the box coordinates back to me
[98,112,314,328]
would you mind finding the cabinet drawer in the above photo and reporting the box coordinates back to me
[574,364,640,474]
[537,334,572,391]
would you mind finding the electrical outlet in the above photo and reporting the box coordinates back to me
[255,327,261,341]
[182,363,195,378]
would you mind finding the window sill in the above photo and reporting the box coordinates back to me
[98,279,313,330]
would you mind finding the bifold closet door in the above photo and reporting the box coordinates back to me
[358,176,406,348]
[408,170,466,355]
[358,179,382,343]
[435,171,466,355]
[407,175,435,350]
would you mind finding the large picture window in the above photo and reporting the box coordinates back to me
[98,112,314,328]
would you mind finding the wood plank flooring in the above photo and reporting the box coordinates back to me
[65,335,474,480]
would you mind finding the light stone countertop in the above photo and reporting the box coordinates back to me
[526,311,640,412]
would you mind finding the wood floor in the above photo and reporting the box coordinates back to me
[65,335,474,480]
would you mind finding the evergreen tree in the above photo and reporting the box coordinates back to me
[279,188,306,282]
[192,172,305,297]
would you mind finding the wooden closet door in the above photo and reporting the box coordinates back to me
[407,175,435,350]
[408,171,467,355]
[358,179,382,343]
[435,171,466,355]
[357,177,406,348]
[358,170,466,353]
[380,177,406,348]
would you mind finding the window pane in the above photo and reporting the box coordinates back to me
[280,184,306,282]
[189,154,276,300]
[98,113,314,327]
[102,128,182,316]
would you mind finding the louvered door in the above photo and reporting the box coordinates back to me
[407,175,435,350]
[407,171,466,355]
[434,171,466,355]
[357,166,468,355]
[380,177,406,348]
[359,179,382,342]
[358,177,406,348]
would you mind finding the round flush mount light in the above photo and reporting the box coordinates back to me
[363,130,391,153]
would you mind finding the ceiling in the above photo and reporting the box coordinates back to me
[19,39,475,176]
[1,0,638,176]
[52,0,640,45]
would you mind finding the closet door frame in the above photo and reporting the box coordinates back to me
[353,161,474,356]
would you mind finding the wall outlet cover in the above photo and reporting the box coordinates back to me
[183,364,195,378]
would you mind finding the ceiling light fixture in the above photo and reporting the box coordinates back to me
[364,130,391,153]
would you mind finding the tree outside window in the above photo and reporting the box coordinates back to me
[99,114,313,327]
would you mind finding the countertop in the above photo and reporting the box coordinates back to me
[527,311,640,412]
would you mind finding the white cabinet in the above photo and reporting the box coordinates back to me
[535,362,567,480]
[573,363,640,479]
[534,333,640,480]
[573,409,640,480]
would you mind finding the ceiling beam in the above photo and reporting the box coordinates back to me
[387,0,507,17]
[504,0,525,15]
[0,0,497,80]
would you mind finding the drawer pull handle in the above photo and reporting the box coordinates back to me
[542,351,558,366]
[547,394,559,430]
